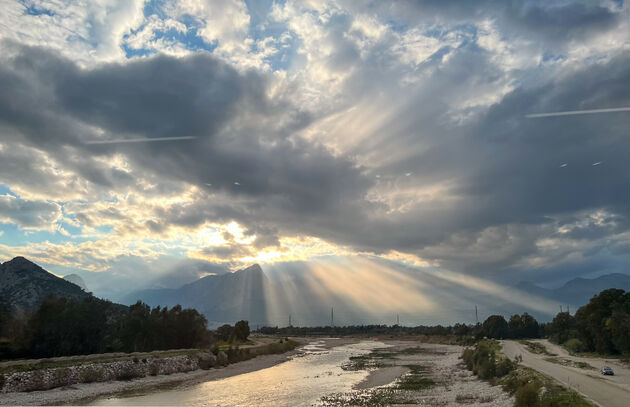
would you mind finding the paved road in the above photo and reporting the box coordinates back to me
[502,340,630,407]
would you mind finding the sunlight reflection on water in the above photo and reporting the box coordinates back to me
[92,340,385,407]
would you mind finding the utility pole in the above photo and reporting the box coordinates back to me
[331,307,334,327]
[567,305,570,314]
[475,305,479,325]
[560,305,563,313]
[397,314,400,326]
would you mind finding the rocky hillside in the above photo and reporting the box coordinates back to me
[0,257,91,312]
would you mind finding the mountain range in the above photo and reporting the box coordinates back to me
[2,256,630,326]
[516,273,630,309]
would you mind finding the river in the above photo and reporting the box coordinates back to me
[91,340,386,407]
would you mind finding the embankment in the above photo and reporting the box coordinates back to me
[0,339,300,394]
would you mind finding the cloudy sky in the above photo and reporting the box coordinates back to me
[0,0,629,304]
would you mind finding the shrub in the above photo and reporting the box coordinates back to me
[50,368,72,388]
[148,362,160,376]
[79,366,104,383]
[461,340,513,380]
[0,374,4,391]
[198,353,216,370]
[477,357,496,380]
[116,365,142,381]
[496,357,515,377]
[515,382,540,407]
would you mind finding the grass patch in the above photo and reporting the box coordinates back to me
[544,357,595,370]
[500,365,595,407]
[393,365,434,391]
[519,340,555,356]
[340,346,427,371]
[321,388,416,406]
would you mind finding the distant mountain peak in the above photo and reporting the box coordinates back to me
[0,257,91,311]
[239,264,262,274]
[3,256,37,267]
[64,274,88,291]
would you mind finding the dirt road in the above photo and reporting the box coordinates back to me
[502,340,630,407]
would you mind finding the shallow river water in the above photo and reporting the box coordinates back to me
[91,340,386,407]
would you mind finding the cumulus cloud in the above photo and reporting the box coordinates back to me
[0,195,62,231]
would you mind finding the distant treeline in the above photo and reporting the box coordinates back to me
[0,296,212,359]
[256,313,538,340]
[259,288,630,356]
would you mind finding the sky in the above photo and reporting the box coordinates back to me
[0,0,629,310]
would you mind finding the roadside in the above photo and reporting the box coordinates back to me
[503,339,630,407]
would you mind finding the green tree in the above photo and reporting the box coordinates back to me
[548,311,576,344]
[217,324,234,342]
[482,315,508,339]
[233,320,250,342]
[575,289,626,354]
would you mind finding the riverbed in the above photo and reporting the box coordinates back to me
[91,340,385,407]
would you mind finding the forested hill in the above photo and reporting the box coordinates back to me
[0,257,91,312]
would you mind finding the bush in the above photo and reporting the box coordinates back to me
[116,365,143,381]
[515,382,541,407]
[198,353,217,370]
[79,366,104,383]
[496,357,515,377]
[148,361,160,376]
[0,374,4,391]
[461,340,514,380]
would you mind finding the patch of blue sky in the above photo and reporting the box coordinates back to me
[123,20,217,58]
[542,52,567,63]
[0,224,64,246]
[142,0,169,20]
[0,184,17,197]
[19,0,55,17]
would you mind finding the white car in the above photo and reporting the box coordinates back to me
[601,366,614,376]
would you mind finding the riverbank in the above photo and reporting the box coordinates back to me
[0,337,361,406]
[0,337,311,406]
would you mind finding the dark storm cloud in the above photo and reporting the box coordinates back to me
[0,42,372,235]
[0,195,61,229]
[385,0,620,39]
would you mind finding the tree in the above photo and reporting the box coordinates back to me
[508,313,539,338]
[25,296,111,357]
[482,315,509,339]
[217,324,234,342]
[575,289,627,354]
[234,320,250,342]
[547,311,576,344]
